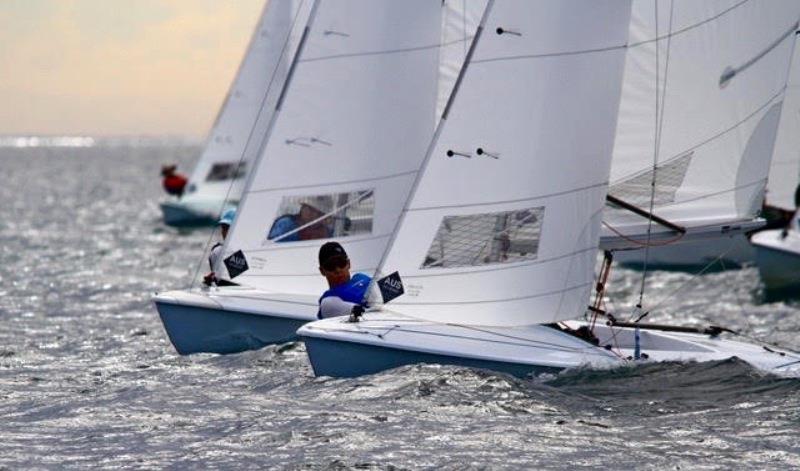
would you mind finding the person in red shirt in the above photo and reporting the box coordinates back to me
[161,164,188,197]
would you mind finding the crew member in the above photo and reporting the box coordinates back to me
[204,208,238,286]
[161,164,188,197]
[268,196,334,242]
[317,242,371,319]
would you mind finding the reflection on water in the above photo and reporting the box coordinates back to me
[1,144,799,468]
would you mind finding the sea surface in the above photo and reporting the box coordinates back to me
[1,142,800,469]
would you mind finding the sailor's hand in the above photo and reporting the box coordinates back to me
[348,304,365,323]
[203,272,217,286]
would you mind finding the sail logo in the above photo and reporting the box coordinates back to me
[377,271,404,304]
[224,250,249,278]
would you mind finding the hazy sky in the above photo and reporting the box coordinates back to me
[0,0,263,137]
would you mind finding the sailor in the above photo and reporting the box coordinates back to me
[204,208,238,287]
[317,242,371,319]
[268,196,335,242]
[161,164,188,197]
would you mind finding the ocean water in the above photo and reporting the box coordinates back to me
[1,143,799,469]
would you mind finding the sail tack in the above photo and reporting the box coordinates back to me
[604,0,800,248]
[219,0,443,296]
[373,0,633,326]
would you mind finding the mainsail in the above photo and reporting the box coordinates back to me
[218,0,443,296]
[183,0,306,205]
[603,0,800,249]
[370,0,633,326]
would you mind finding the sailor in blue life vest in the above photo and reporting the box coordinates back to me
[317,241,371,320]
[203,208,238,287]
[268,196,335,242]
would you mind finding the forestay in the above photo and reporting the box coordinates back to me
[766,36,800,212]
[219,0,442,296]
[184,0,306,204]
[372,0,632,327]
[603,0,800,248]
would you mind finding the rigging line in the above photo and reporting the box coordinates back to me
[644,241,739,314]
[472,43,627,65]
[390,281,593,306]
[242,267,376,278]
[408,181,608,213]
[190,0,311,292]
[628,0,751,49]
[247,169,418,194]
[639,0,676,307]
[299,35,474,63]
[602,221,685,247]
[368,307,606,354]
[414,246,599,278]
[244,233,392,254]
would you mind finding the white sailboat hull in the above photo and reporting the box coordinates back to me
[614,234,755,270]
[298,312,800,378]
[751,228,800,291]
[159,197,233,227]
[153,287,318,354]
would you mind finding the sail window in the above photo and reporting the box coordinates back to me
[609,152,692,207]
[421,207,545,269]
[205,162,247,182]
[267,190,374,243]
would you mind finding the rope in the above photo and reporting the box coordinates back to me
[638,0,676,307]
[602,221,685,247]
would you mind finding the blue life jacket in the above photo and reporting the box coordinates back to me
[317,272,371,319]
[268,214,300,242]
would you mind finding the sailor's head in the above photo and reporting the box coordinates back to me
[217,207,236,239]
[318,241,351,286]
[299,195,334,222]
[161,164,178,177]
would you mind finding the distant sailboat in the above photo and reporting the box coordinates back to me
[613,11,800,270]
[153,0,446,354]
[751,37,800,292]
[160,0,295,226]
[299,0,800,378]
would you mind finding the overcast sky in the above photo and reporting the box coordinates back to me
[0,0,263,137]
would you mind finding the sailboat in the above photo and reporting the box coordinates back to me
[160,0,295,227]
[153,0,448,354]
[299,0,800,378]
[612,23,800,271]
[751,39,800,292]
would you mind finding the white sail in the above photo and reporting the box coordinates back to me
[182,0,305,206]
[219,0,443,296]
[371,0,632,327]
[436,0,487,119]
[766,35,800,212]
[603,0,800,249]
